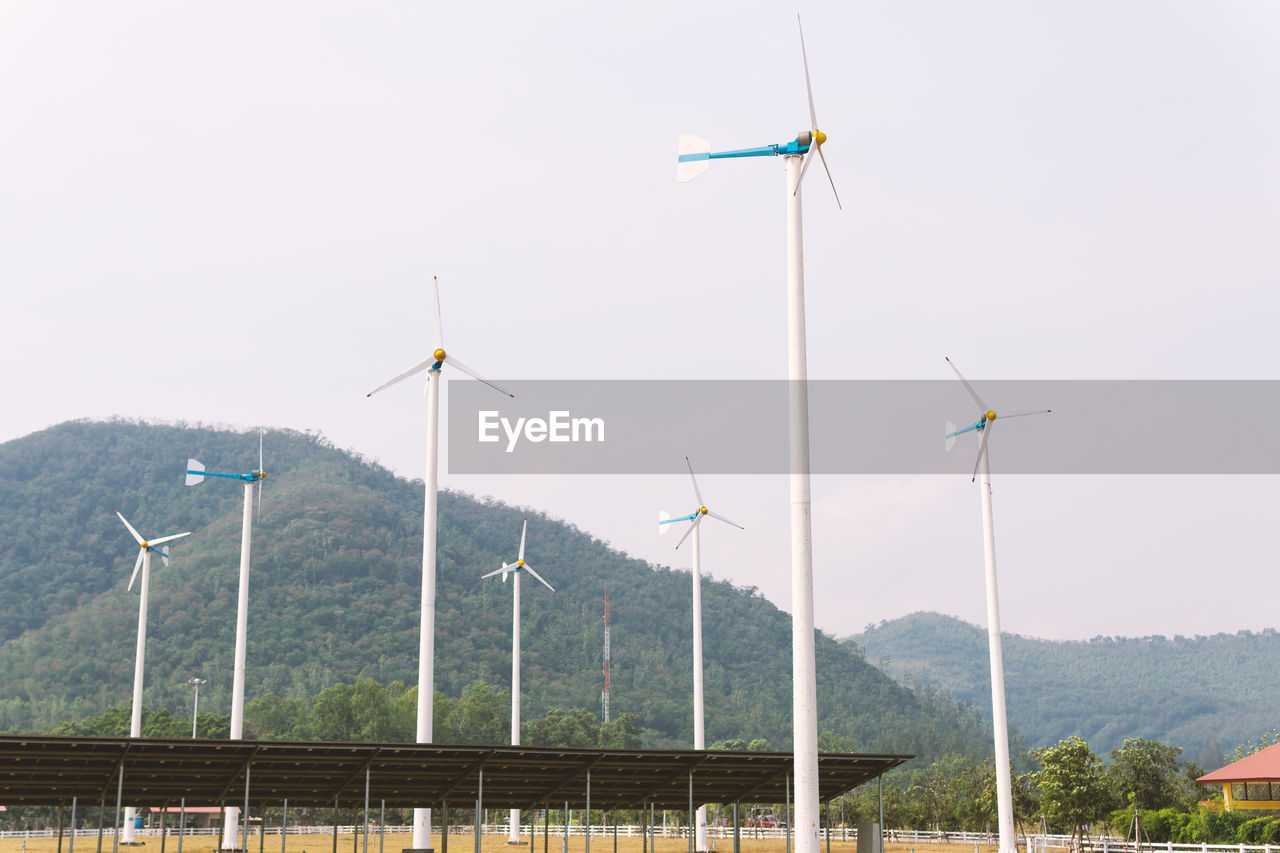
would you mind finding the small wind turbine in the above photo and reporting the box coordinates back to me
[658,457,742,853]
[943,357,1050,853]
[115,510,191,845]
[368,275,512,850]
[479,518,556,844]
[675,16,837,853]
[184,431,266,853]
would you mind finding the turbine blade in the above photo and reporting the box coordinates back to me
[433,276,444,350]
[518,518,527,562]
[997,409,1053,419]
[480,564,514,581]
[522,563,556,593]
[185,459,205,487]
[159,546,171,568]
[944,421,958,452]
[706,510,744,530]
[685,456,704,507]
[148,530,193,547]
[816,144,842,209]
[445,356,514,398]
[971,422,993,483]
[127,549,144,592]
[116,511,145,546]
[259,429,264,472]
[367,356,437,398]
[674,513,704,551]
[797,14,819,132]
[945,357,989,412]
[256,479,263,524]
[793,148,814,198]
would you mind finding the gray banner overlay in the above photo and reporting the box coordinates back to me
[447,380,1280,475]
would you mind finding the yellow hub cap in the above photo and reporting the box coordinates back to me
[986,411,997,422]
[434,348,447,361]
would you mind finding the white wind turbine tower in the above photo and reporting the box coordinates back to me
[368,276,513,851]
[479,518,556,844]
[943,357,1050,853]
[658,456,743,853]
[115,510,191,844]
[184,432,266,852]
[676,17,838,852]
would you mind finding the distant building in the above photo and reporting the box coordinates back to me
[1198,743,1280,813]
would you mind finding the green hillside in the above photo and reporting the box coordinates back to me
[849,611,1279,767]
[0,420,989,763]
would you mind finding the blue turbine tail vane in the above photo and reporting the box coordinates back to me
[657,456,745,550]
[676,16,841,206]
[943,357,1051,481]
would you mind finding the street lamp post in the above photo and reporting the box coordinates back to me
[188,678,206,738]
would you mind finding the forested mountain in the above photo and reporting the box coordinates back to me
[849,612,1280,768]
[0,420,989,763]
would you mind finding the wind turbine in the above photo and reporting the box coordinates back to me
[115,511,191,845]
[368,275,513,851]
[184,431,266,853]
[943,357,1050,853]
[675,16,838,853]
[479,518,556,844]
[657,456,742,853]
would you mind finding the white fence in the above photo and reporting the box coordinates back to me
[9,823,1277,851]
[0,822,810,842]
[883,829,1280,853]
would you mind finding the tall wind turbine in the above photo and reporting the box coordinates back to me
[675,17,838,853]
[368,276,513,851]
[943,357,1050,853]
[184,431,265,853]
[479,518,556,844]
[115,511,191,845]
[658,457,742,853]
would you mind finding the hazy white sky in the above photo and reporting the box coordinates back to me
[2,2,1277,641]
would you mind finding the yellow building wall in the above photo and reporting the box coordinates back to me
[1222,785,1280,813]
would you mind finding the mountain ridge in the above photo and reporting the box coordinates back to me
[0,420,989,765]
[848,611,1279,767]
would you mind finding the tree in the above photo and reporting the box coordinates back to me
[819,732,857,753]
[522,707,599,747]
[1034,736,1113,849]
[447,681,510,744]
[1107,738,1190,811]
[598,713,644,748]
[1232,728,1280,762]
[311,683,360,741]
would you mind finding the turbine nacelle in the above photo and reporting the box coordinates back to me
[480,519,556,593]
[675,16,841,208]
[657,457,744,550]
[185,430,268,519]
[115,511,192,593]
[943,357,1051,482]
[367,277,513,399]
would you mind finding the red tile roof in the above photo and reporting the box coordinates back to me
[1200,743,1280,783]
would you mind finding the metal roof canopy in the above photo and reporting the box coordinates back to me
[0,736,910,810]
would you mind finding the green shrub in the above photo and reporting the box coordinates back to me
[1237,816,1271,844]
[1176,805,1249,844]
